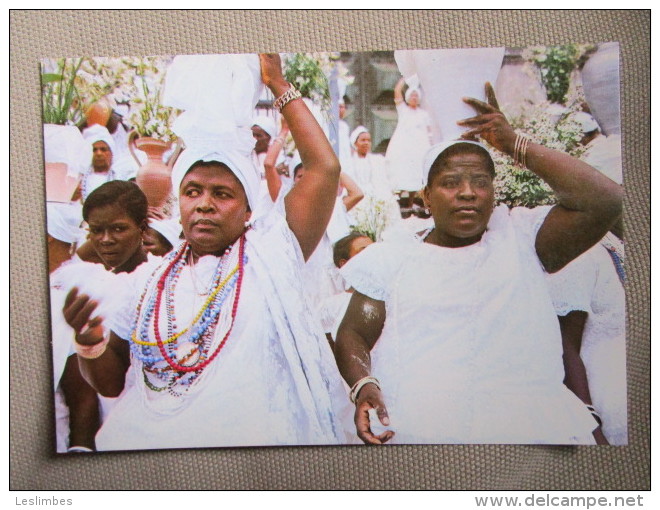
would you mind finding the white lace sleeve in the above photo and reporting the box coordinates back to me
[340,242,405,302]
[546,249,597,316]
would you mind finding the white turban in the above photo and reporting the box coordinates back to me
[572,111,600,134]
[350,126,369,149]
[82,124,116,154]
[422,140,494,187]
[46,202,83,244]
[252,115,277,140]
[163,54,263,211]
[149,218,182,248]
[405,86,422,103]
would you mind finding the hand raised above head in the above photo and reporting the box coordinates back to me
[457,82,517,155]
[258,53,287,91]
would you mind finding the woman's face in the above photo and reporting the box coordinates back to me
[355,132,372,157]
[407,91,420,108]
[143,227,173,257]
[423,152,495,247]
[86,203,145,270]
[179,163,251,257]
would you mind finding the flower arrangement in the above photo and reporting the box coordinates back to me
[124,57,179,142]
[350,197,396,242]
[523,44,595,104]
[492,87,588,207]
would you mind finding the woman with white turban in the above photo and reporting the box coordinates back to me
[385,76,433,201]
[61,54,350,450]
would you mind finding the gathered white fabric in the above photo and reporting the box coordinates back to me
[149,218,182,248]
[395,47,505,143]
[404,86,422,103]
[96,199,351,450]
[341,204,598,444]
[546,243,627,445]
[46,202,83,243]
[44,124,92,177]
[82,124,116,154]
[163,54,262,211]
[582,134,623,185]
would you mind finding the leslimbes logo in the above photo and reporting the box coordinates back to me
[15,496,73,506]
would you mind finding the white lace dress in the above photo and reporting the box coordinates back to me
[341,205,598,444]
[546,242,627,445]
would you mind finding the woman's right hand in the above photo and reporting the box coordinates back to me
[63,287,105,346]
[354,384,395,445]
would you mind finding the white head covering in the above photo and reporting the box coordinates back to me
[573,111,600,134]
[405,86,422,103]
[163,54,263,212]
[149,218,182,248]
[252,115,277,140]
[350,126,369,149]
[43,124,92,177]
[422,140,494,187]
[46,203,83,244]
[82,124,116,154]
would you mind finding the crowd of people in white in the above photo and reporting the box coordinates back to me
[45,49,625,452]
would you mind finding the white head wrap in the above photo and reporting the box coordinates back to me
[573,111,600,134]
[46,203,83,244]
[43,124,92,177]
[82,124,116,154]
[350,126,369,149]
[405,86,422,103]
[252,115,277,140]
[163,54,263,211]
[422,140,494,187]
[149,218,182,248]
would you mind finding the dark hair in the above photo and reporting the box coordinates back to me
[82,180,148,226]
[332,232,371,268]
[293,163,304,178]
[427,142,496,186]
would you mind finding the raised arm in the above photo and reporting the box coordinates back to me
[458,83,623,273]
[393,76,405,105]
[263,119,289,202]
[62,287,131,397]
[339,171,364,212]
[334,291,394,445]
[259,54,341,260]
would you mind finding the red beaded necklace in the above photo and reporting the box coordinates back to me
[152,235,246,373]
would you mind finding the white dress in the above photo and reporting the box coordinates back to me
[93,203,350,451]
[546,242,627,445]
[385,103,433,192]
[341,205,598,444]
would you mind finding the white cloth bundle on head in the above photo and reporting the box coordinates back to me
[422,140,494,187]
[82,124,116,154]
[350,126,369,149]
[252,115,277,140]
[46,202,83,243]
[44,124,92,177]
[149,218,182,248]
[395,47,505,143]
[163,54,263,211]
[404,76,422,103]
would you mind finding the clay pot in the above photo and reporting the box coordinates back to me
[129,131,183,208]
[85,99,112,127]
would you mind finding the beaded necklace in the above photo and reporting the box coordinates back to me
[81,166,116,201]
[130,235,247,394]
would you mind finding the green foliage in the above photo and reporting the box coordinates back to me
[283,53,331,111]
[41,58,85,125]
[524,45,594,104]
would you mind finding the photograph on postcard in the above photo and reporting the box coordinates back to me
[42,44,625,452]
